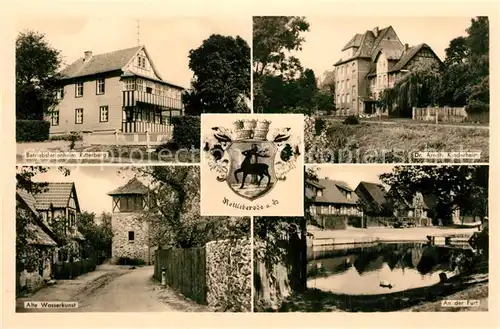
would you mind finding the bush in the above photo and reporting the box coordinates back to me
[316,215,347,230]
[155,141,179,153]
[50,133,83,142]
[342,115,360,125]
[465,100,489,114]
[117,257,146,266]
[16,120,50,142]
[171,116,201,149]
[314,118,326,136]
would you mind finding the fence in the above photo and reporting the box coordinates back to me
[411,106,489,123]
[154,247,207,305]
[154,239,251,311]
[52,258,97,280]
[82,128,172,147]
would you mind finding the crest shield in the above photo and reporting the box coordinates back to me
[226,140,278,201]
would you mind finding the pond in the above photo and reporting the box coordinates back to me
[307,243,469,295]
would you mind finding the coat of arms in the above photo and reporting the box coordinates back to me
[203,118,302,201]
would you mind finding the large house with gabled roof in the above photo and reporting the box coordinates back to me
[305,178,363,229]
[16,182,85,293]
[49,45,184,137]
[333,26,442,116]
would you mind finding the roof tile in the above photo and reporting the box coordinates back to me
[306,179,359,205]
[61,46,142,79]
[33,183,74,210]
[107,177,149,196]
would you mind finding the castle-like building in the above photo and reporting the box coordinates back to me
[333,26,442,116]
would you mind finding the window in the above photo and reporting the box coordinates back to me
[96,78,105,94]
[119,195,144,212]
[137,55,147,69]
[347,93,350,103]
[146,81,153,94]
[99,105,109,122]
[128,231,135,242]
[57,87,64,99]
[75,81,84,97]
[136,79,145,92]
[75,108,83,124]
[124,80,135,91]
[68,212,76,227]
[51,110,59,126]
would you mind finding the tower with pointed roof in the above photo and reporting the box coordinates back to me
[333,26,442,116]
[107,177,152,263]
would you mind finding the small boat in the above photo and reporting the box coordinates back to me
[380,280,393,289]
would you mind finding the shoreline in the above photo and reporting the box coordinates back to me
[307,226,479,248]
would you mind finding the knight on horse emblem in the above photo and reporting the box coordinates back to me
[203,118,301,201]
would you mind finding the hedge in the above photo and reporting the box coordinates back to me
[171,116,201,149]
[16,120,50,142]
[342,115,360,125]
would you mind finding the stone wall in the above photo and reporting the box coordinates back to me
[205,238,251,312]
[19,270,46,293]
[111,212,151,263]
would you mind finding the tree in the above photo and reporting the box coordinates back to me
[378,61,441,117]
[440,16,489,112]
[183,34,250,114]
[316,70,336,114]
[131,166,249,248]
[253,16,310,79]
[379,166,488,225]
[16,166,71,267]
[253,16,312,113]
[16,30,62,120]
[77,211,113,262]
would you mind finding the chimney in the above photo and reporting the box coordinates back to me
[372,27,379,37]
[83,51,92,61]
[404,43,409,51]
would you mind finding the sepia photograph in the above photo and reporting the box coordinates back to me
[253,165,488,312]
[15,17,251,164]
[253,16,489,163]
[15,166,251,312]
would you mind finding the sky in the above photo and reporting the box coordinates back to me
[32,166,141,216]
[308,164,396,191]
[16,17,252,88]
[293,16,473,82]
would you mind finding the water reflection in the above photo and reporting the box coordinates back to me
[307,243,464,295]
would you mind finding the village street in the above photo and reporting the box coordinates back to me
[16,265,208,312]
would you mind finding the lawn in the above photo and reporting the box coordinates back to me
[307,121,489,164]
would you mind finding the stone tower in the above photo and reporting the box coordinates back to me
[107,177,152,264]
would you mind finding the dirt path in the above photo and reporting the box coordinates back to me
[78,266,176,312]
[17,265,208,312]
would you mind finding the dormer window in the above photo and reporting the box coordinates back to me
[346,192,351,200]
[316,189,323,197]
